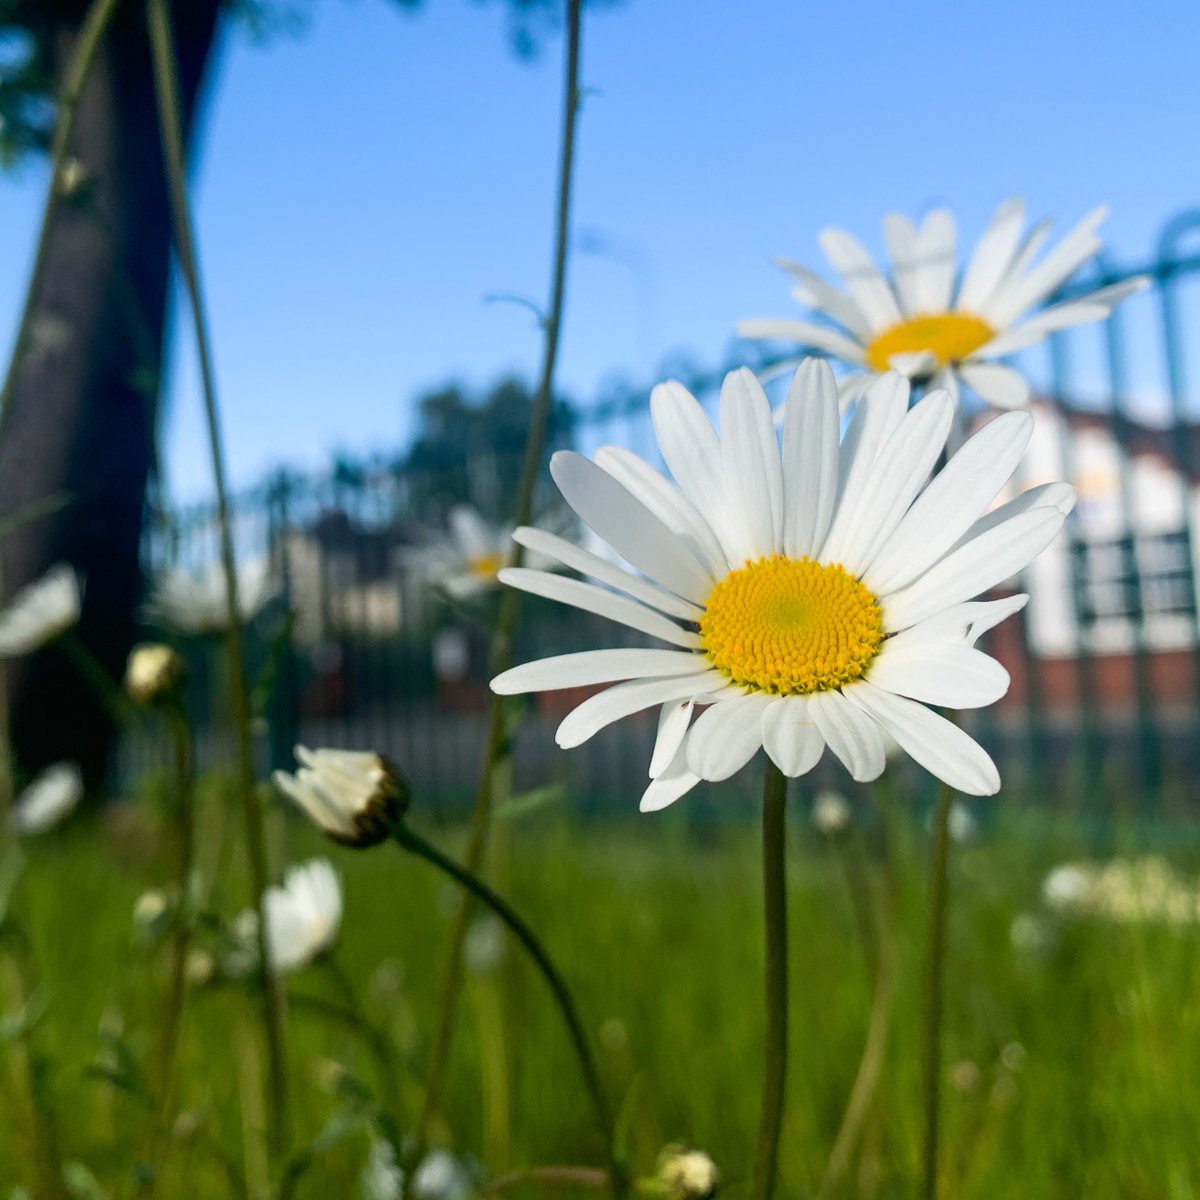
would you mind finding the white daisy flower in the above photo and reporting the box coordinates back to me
[272,744,408,848]
[0,564,82,656]
[12,762,83,835]
[257,858,342,974]
[148,557,273,635]
[124,642,185,705]
[491,361,1074,810]
[659,1148,720,1200]
[812,790,852,836]
[738,199,1148,411]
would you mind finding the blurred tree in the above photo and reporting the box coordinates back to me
[0,0,614,790]
[402,374,575,522]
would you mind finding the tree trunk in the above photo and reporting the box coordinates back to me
[0,0,222,791]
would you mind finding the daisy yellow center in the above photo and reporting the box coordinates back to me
[865,312,994,373]
[468,553,504,581]
[699,555,884,696]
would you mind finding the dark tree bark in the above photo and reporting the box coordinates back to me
[0,0,223,791]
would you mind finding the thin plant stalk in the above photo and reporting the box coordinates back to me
[417,0,584,1144]
[751,761,789,1200]
[921,779,955,1200]
[393,822,625,1200]
[816,790,899,1200]
[0,0,124,423]
[136,708,197,1197]
[144,0,290,1157]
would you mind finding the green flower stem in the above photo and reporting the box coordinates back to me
[145,0,290,1158]
[816,789,899,1200]
[751,761,789,1200]
[480,1166,610,1196]
[136,708,197,1197]
[921,778,955,1200]
[418,0,583,1148]
[0,0,123,423]
[393,822,626,1200]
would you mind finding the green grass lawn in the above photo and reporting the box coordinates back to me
[4,773,1200,1198]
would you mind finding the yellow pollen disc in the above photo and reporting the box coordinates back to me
[468,552,505,581]
[700,555,884,696]
[865,312,994,373]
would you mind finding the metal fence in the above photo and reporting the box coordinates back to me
[131,207,1200,812]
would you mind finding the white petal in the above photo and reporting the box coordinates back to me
[958,363,1029,410]
[594,445,727,578]
[983,206,1107,328]
[781,358,840,559]
[864,411,1033,595]
[846,682,1000,795]
[498,568,700,649]
[449,506,493,559]
[956,197,1026,312]
[550,451,714,603]
[882,507,1067,632]
[822,389,954,575]
[685,694,771,782]
[819,227,903,330]
[885,350,938,378]
[775,257,874,338]
[826,371,911,545]
[885,594,1029,652]
[651,381,741,564]
[867,642,1010,708]
[650,698,695,777]
[555,673,726,749]
[882,212,922,314]
[808,689,886,782]
[761,696,826,777]
[736,319,866,363]
[913,209,957,314]
[957,481,1076,548]
[836,372,873,412]
[492,648,710,694]
[639,737,703,812]
[511,527,703,622]
[720,367,783,560]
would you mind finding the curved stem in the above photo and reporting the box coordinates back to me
[0,0,124,425]
[393,824,625,1200]
[751,761,789,1200]
[921,780,955,1200]
[145,0,290,1158]
[136,709,197,1197]
[418,0,583,1144]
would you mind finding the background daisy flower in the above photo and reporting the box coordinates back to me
[738,199,1147,410]
[492,361,1074,810]
[0,564,81,656]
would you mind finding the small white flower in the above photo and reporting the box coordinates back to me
[262,859,342,973]
[739,198,1147,411]
[148,557,273,635]
[659,1148,720,1199]
[124,642,185,705]
[273,745,407,848]
[1042,863,1092,910]
[411,1149,475,1200]
[492,361,1073,809]
[812,790,851,836]
[0,564,81,656]
[947,801,977,843]
[133,889,168,927]
[12,762,83,835]
[464,913,506,975]
[362,1138,403,1200]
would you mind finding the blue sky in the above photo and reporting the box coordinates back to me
[2,0,1198,500]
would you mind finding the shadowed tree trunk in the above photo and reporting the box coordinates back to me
[0,0,222,791]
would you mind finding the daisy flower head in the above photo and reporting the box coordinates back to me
[273,744,409,848]
[738,199,1147,411]
[259,858,343,974]
[491,361,1075,810]
[0,564,82,656]
[148,556,273,636]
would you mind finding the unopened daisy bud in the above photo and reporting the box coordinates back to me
[125,642,185,705]
[658,1147,719,1200]
[812,790,851,837]
[273,745,409,848]
[12,762,83,835]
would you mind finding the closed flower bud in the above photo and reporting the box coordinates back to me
[273,745,409,848]
[125,643,186,705]
[658,1147,719,1199]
